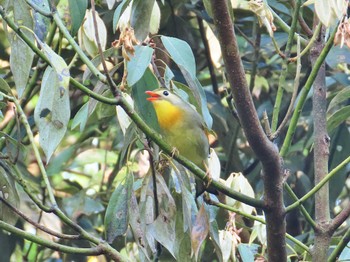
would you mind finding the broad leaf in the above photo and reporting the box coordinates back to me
[327,105,350,133]
[327,87,350,113]
[161,36,196,78]
[68,0,88,36]
[0,163,20,226]
[10,1,34,97]
[105,169,133,243]
[191,204,209,261]
[131,68,160,132]
[113,0,132,32]
[127,45,154,86]
[130,0,156,41]
[71,102,89,132]
[34,67,70,162]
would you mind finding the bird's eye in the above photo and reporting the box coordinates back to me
[163,91,169,96]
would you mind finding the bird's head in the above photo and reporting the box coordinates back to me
[145,88,183,106]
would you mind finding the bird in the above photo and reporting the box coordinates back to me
[145,88,216,195]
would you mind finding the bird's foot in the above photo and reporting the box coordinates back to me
[171,147,179,157]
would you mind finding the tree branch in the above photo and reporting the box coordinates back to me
[209,1,286,261]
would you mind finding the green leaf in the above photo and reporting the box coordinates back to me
[0,162,20,226]
[30,0,51,41]
[327,87,350,113]
[37,39,70,93]
[105,168,133,243]
[62,191,104,218]
[161,36,196,77]
[10,1,35,97]
[130,0,156,41]
[71,102,89,132]
[26,0,51,15]
[191,204,209,261]
[327,105,350,133]
[127,45,154,86]
[34,67,70,162]
[113,0,132,32]
[131,67,160,132]
[68,0,88,36]
[0,78,13,95]
[237,243,260,262]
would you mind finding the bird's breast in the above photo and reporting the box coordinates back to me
[152,100,184,131]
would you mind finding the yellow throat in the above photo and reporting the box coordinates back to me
[151,100,184,131]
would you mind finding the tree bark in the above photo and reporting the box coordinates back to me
[210,1,286,261]
[311,26,331,261]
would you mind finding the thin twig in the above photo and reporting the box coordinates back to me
[270,35,301,140]
[0,195,81,240]
[90,0,120,98]
[197,16,218,94]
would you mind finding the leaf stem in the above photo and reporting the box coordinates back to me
[280,26,336,157]
[206,198,310,254]
[271,0,302,132]
[286,154,350,212]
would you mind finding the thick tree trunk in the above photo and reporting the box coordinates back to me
[210,1,286,261]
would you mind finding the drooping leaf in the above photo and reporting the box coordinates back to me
[10,0,34,97]
[237,243,260,262]
[37,38,70,93]
[26,0,50,14]
[0,78,13,95]
[149,1,161,34]
[128,191,151,260]
[130,0,156,41]
[116,93,134,135]
[0,163,20,226]
[68,0,88,36]
[34,67,70,162]
[148,173,177,258]
[161,36,196,77]
[191,204,209,261]
[327,87,350,113]
[131,67,160,132]
[29,0,50,41]
[327,105,350,133]
[62,191,104,219]
[71,102,89,132]
[113,0,132,32]
[105,169,133,243]
[224,173,256,215]
[127,45,154,86]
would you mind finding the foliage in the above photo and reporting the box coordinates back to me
[0,0,349,261]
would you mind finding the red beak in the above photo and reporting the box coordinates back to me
[145,91,160,101]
